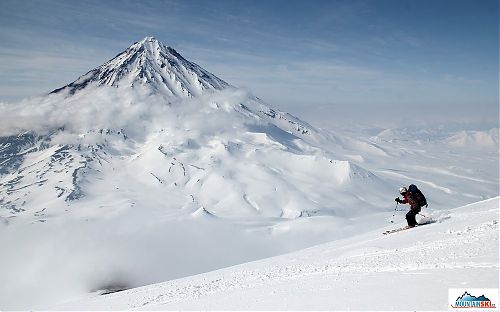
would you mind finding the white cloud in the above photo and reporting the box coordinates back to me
[0,85,254,139]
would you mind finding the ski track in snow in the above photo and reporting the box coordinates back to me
[59,198,499,310]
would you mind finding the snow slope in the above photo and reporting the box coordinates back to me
[57,197,499,310]
[0,37,395,309]
[320,126,499,209]
[0,37,498,309]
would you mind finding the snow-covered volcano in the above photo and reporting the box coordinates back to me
[0,37,388,220]
[0,37,395,308]
[50,37,229,97]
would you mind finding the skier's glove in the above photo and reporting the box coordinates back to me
[395,197,401,203]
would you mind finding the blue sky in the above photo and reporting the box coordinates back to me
[0,0,498,126]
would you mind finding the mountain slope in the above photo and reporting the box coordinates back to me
[0,87,388,219]
[0,37,397,309]
[2,37,364,218]
[50,37,229,97]
[0,37,498,310]
[57,197,499,310]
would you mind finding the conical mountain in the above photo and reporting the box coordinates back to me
[1,36,389,218]
[50,36,230,97]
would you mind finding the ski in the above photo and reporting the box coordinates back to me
[383,226,412,235]
[383,220,436,235]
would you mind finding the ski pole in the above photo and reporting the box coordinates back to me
[390,202,398,223]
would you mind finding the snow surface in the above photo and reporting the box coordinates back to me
[0,37,498,309]
[56,197,499,310]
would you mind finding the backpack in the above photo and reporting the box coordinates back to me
[408,184,427,207]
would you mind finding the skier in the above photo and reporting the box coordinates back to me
[395,186,421,228]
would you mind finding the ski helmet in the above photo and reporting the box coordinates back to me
[399,186,408,194]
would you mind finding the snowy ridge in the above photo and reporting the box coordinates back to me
[370,127,499,150]
[0,131,50,175]
[50,37,230,97]
[57,197,499,310]
[445,129,499,149]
